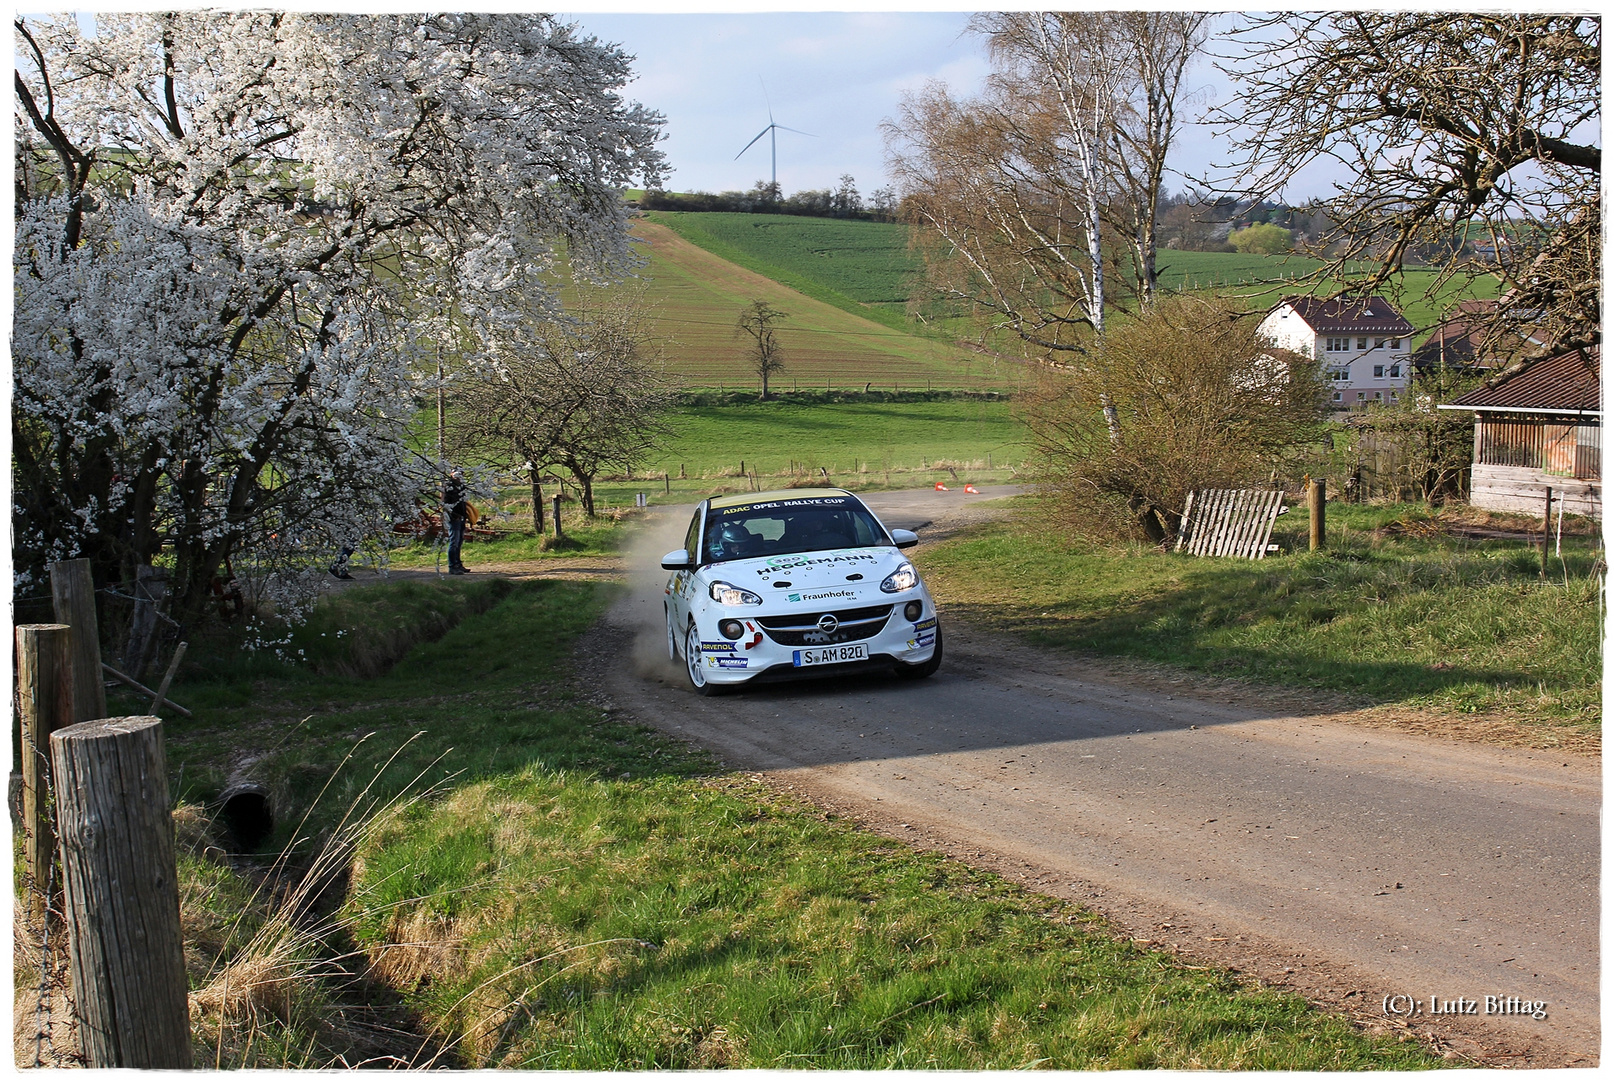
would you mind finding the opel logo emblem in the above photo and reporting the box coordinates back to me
[816,614,839,634]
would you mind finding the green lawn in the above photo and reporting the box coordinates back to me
[916,501,1602,730]
[136,578,1445,1069]
[422,397,1028,523]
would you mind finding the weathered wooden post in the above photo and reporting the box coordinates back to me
[552,494,564,539]
[1308,478,1326,551]
[50,716,191,1068]
[1541,487,1553,577]
[16,624,73,923]
[49,559,107,725]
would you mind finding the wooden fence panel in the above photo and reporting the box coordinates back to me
[1178,489,1287,560]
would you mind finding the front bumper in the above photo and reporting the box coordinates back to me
[690,607,939,685]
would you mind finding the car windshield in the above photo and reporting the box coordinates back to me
[702,495,890,565]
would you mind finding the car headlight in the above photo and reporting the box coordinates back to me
[880,563,918,593]
[709,581,763,606]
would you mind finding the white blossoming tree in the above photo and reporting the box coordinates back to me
[13,12,665,624]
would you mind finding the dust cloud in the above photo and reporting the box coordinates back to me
[612,505,693,683]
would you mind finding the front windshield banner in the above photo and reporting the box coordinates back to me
[703,497,890,565]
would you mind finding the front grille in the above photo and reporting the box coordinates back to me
[757,604,893,646]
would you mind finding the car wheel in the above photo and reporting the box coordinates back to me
[666,604,679,662]
[895,624,943,679]
[685,623,721,696]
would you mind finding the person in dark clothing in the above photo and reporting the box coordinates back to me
[443,469,471,574]
[329,545,354,579]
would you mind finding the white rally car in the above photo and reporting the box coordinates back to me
[661,488,942,694]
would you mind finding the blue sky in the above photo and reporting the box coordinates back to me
[562,10,1346,203]
[39,7,1352,203]
[561,9,1355,201]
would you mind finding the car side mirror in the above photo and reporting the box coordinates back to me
[660,549,692,571]
[890,529,919,549]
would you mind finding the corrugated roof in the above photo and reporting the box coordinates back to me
[1446,346,1600,414]
[1273,295,1415,334]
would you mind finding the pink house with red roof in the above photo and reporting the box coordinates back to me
[1257,295,1415,408]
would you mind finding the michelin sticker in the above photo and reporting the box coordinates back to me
[716,657,749,669]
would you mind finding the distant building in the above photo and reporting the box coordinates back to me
[1411,298,1547,374]
[1439,347,1601,519]
[1258,296,1415,408]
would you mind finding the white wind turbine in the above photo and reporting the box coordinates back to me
[734,81,815,193]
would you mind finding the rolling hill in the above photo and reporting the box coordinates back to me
[629,218,1015,390]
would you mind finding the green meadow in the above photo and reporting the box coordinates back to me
[916,501,1602,729]
[138,578,1446,1069]
[649,211,1504,347]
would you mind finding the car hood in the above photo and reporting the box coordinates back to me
[706,546,912,609]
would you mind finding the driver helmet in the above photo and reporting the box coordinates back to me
[718,522,759,557]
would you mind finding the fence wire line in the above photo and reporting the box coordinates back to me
[34,808,61,1067]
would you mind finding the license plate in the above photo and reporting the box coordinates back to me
[793,643,870,667]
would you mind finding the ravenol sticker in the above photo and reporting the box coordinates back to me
[699,641,737,653]
[716,657,749,669]
[914,616,938,631]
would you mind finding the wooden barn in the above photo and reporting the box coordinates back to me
[1439,346,1601,519]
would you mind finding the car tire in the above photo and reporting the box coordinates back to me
[685,622,722,696]
[666,604,679,663]
[895,624,943,679]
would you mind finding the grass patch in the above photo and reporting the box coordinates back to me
[379,513,628,569]
[916,500,1602,728]
[639,397,1024,486]
[347,772,1443,1070]
[426,398,1027,517]
[126,578,1449,1069]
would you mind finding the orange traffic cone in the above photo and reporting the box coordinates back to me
[964,483,979,494]
[934,481,949,491]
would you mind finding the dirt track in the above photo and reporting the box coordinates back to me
[592,490,1599,1068]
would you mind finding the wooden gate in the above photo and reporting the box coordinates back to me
[1175,489,1287,559]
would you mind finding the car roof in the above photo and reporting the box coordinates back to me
[706,488,857,511]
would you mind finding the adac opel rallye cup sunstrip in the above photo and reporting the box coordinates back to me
[661,489,942,694]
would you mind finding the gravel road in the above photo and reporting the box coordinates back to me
[597,488,1600,1067]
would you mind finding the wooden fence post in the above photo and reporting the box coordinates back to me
[50,716,191,1068]
[552,494,564,539]
[1308,478,1327,551]
[1541,487,1553,577]
[49,559,107,725]
[16,624,73,924]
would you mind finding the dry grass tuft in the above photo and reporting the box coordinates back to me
[366,907,466,992]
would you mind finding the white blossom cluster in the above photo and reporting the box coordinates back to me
[14,12,665,620]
